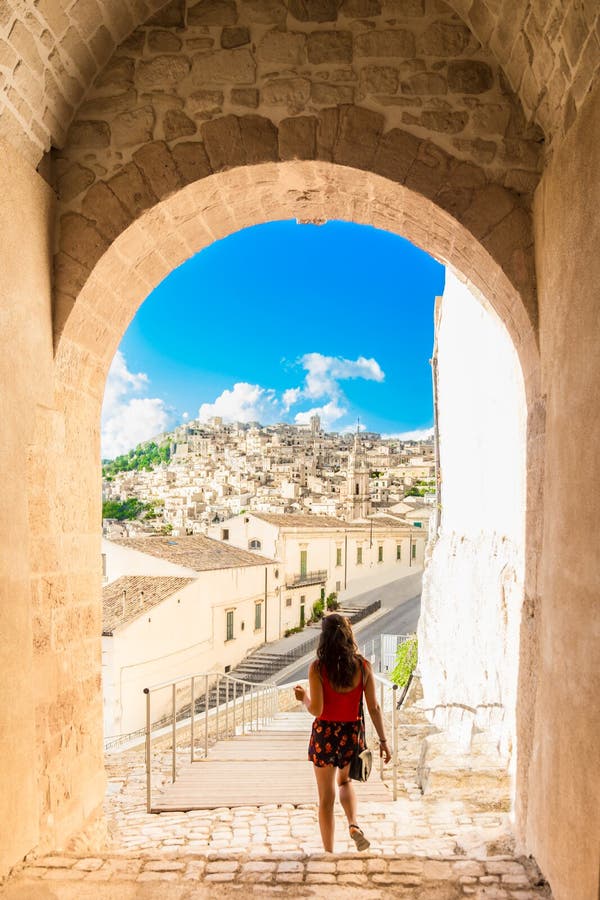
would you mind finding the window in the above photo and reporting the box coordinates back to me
[335,580,341,592]
[300,550,307,577]
[336,547,342,567]
[222,528,229,541]
[356,546,363,565]
[355,483,359,495]
[412,542,417,560]
[378,545,383,563]
[248,538,262,550]
[254,602,262,631]
[226,610,234,641]
[285,597,292,607]
[396,544,402,561]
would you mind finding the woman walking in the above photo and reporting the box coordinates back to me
[294,613,392,853]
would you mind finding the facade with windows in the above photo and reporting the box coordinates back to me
[101,535,277,738]
[208,512,425,633]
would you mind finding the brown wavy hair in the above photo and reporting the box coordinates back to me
[316,613,361,690]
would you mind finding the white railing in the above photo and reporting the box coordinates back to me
[143,672,277,813]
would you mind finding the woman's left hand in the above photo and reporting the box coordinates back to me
[379,740,392,764]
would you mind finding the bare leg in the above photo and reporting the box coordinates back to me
[336,763,358,827]
[313,764,337,852]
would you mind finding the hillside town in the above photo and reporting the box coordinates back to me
[102,415,436,535]
[100,418,435,739]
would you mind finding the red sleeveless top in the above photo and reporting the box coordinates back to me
[319,658,366,722]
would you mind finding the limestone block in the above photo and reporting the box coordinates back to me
[68,120,110,148]
[307,31,353,65]
[372,126,420,182]
[80,181,131,239]
[278,115,317,159]
[172,141,212,183]
[58,163,95,201]
[94,57,135,92]
[107,161,158,218]
[460,183,516,237]
[288,0,341,23]
[111,105,155,146]
[54,251,92,298]
[189,49,256,85]
[262,77,310,114]
[448,60,494,94]
[188,89,224,117]
[334,104,384,168]
[383,0,425,14]
[259,28,306,65]
[359,65,400,96]
[120,31,145,54]
[164,108,197,139]
[310,82,354,105]
[148,30,183,53]
[453,136,497,164]
[187,0,239,26]
[316,106,339,160]
[405,109,469,134]
[81,86,142,125]
[146,0,186,28]
[221,27,251,49]
[402,71,447,95]
[240,0,287,25]
[239,114,279,162]
[202,114,246,169]
[59,212,109,268]
[355,29,416,58]
[186,37,215,51]
[137,55,191,90]
[89,26,115,65]
[417,21,474,56]
[404,140,451,198]
[132,141,182,198]
[231,88,259,107]
[341,0,382,17]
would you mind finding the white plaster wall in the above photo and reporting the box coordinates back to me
[106,565,277,735]
[418,270,526,766]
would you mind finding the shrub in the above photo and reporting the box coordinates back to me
[284,626,304,637]
[326,592,339,611]
[390,634,418,687]
[311,599,325,621]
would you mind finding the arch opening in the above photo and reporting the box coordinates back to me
[47,160,541,851]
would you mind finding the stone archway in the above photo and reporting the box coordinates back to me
[44,157,543,863]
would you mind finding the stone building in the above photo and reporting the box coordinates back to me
[1,3,599,899]
[101,535,278,736]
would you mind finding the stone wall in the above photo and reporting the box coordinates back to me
[526,78,600,900]
[0,141,54,876]
[418,270,526,774]
[1,0,598,168]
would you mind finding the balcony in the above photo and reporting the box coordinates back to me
[285,569,328,589]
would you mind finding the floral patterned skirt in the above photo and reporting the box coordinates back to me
[308,718,364,768]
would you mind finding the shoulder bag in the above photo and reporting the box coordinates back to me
[349,659,372,782]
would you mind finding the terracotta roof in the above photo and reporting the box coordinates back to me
[112,534,274,571]
[103,575,195,634]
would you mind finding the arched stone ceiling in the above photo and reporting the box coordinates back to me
[0,0,598,168]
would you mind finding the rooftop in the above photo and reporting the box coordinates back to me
[112,534,275,571]
[103,575,195,634]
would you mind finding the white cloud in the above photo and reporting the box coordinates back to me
[102,351,171,458]
[382,427,434,442]
[294,400,347,430]
[298,353,384,402]
[182,411,189,420]
[282,387,301,411]
[198,382,279,424]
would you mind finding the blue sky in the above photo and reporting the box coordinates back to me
[102,220,445,458]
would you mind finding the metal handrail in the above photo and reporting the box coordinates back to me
[285,569,328,588]
[143,671,277,813]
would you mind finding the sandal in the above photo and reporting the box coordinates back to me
[349,824,370,851]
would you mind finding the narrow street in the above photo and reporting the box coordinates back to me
[275,584,421,684]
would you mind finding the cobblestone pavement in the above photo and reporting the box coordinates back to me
[1,690,552,899]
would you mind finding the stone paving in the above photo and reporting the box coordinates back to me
[2,730,552,899]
